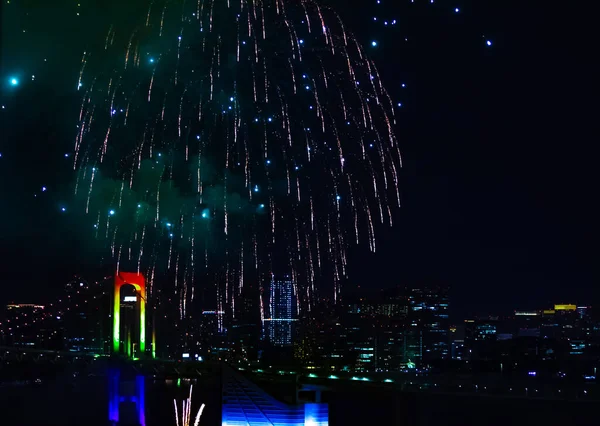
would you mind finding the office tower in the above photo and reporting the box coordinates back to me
[266,275,295,346]
[57,277,110,353]
[230,283,262,362]
[407,286,450,362]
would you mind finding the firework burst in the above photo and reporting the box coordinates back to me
[72,0,401,320]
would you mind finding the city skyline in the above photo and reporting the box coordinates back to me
[1,0,595,319]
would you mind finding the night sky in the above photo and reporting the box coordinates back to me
[0,0,594,318]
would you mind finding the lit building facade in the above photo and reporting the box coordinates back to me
[407,286,450,362]
[266,275,296,347]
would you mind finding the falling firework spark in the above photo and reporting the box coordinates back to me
[72,0,401,318]
[174,386,205,426]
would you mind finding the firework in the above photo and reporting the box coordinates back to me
[174,385,205,426]
[72,0,401,319]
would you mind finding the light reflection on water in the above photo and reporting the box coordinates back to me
[0,372,217,426]
[108,370,145,426]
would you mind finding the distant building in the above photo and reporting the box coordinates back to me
[514,310,541,338]
[230,283,262,363]
[450,324,467,360]
[199,310,228,360]
[407,286,450,362]
[266,275,296,346]
[0,304,50,348]
[56,277,110,353]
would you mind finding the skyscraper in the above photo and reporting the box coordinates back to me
[266,275,295,346]
[57,277,111,353]
[407,286,450,362]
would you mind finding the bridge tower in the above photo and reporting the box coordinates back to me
[113,271,147,357]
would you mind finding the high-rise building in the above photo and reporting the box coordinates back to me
[230,283,262,362]
[199,310,228,360]
[407,286,450,362]
[56,277,111,353]
[266,275,295,346]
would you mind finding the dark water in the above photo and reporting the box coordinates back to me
[329,390,600,426]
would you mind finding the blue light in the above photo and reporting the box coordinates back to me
[109,209,115,216]
[149,58,155,63]
[61,207,66,212]
[259,204,265,208]
[305,85,310,90]
[455,7,460,12]
[137,204,142,208]
[230,97,234,102]
[166,222,172,227]
[336,195,341,200]
[268,117,272,122]
[371,41,378,47]
[254,185,259,192]
[299,39,304,44]
[169,233,174,237]
[201,211,208,218]
[9,77,18,86]
[266,159,271,164]
[486,40,492,46]
[42,186,47,192]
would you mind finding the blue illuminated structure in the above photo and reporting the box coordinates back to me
[108,370,146,426]
[222,368,328,425]
[267,275,296,346]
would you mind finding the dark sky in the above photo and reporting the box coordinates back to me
[0,0,595,318]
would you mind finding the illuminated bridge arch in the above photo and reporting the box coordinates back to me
[113,271,146,356]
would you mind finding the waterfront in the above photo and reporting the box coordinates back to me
[0,373,220,426]
[1,367,599,426]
